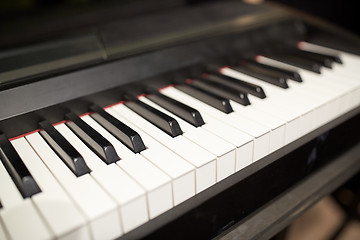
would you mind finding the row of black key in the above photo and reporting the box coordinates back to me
[0,44,343,200]
[0,105,148,197]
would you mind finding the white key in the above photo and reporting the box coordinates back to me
[82,116,177,218]
[108,105,217,193]
[229,100,286,152]
[249,94,304,144]
[0,160,52,240]
[220,67,317,140]
[117,154,173,219]
[55,123,151,233]
[160,86,271,161]
[297,41,360,72]
[255,55,359,123]
[140,96,236,181]
[294,70,356,121]
[222,65,351,128]
[11,138,90,240]
[0,222,9,240]
[140,146,195,205]
[268,43,360,114]
[81,115,196,206]
[318,69,360,111]
[26,132,121,240]
[89,164,148,233]
[200,116,254,171]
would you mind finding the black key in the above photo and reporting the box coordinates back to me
[124,96,183,137]
[262,53,322,73]
[0,134,41,198]
[315,52,343,64]
[204,71,266,99]
[291,50,333,68]
[146,90,205,127]
[39,121,91,177]
[175,83,233,113]
[231,63,289,89]
[65,112,119,164]
[90,105,146,153]
[189,78,251,106]
[249,60,303,82]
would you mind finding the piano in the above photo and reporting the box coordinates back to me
[0,0,360,239]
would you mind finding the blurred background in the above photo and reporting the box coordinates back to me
[1,0,359,49]
[273,173,360,240]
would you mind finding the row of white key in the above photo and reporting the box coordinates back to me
[1,42,359,240]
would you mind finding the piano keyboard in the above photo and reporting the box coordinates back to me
[0,42,360,240]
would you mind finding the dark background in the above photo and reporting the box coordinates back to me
[0,0,359,49]
[268,0,360,35]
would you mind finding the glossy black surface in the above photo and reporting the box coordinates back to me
[262,53,322,73]
[65,112,119,164]
[0,134,41,198]
[304,51,343,64]
[204,71,266,99]
[250,60,303,82]
[175,84,233,114]
[89,105,146,153]
[190,78,251,106]
[291,49,334,68]
[125,97,183,137]
[146,91,205,127]
[38,120,91,177]
[231,63,289,89]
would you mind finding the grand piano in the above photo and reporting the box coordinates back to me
[0,0,360,239]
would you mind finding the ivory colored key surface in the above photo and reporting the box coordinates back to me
[226,67,341,132]
[108,104,217,193]
[55,123,152,230]
[0,159,52,240]
[220,67,319,141]
[226,62,360,132]
[255,55,360,122]
[90,164,149,233]
[83,114,177,218]
[82,113,173,219]
[109,103,252,174]
[199,115,254,171]
[229,100,286,152]
[199,73,286,152]
[297,41,360,71]
[0,222,8,240]
[140,96,236,181]
[82,114,196,206]
[117,154,173,219]
[26,132,121,240]
[11,138,90,240]
[294,69,358,119]
[213,67,303,141]
[160,86,271,161]
[146,89,254,170]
